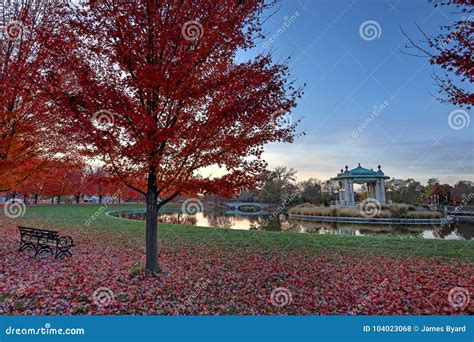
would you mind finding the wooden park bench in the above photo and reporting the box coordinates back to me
[18,226,75,259]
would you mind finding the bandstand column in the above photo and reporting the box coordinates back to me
[338,185,344,205]
[374,180,381,201]
[379,178,386,203]
[343,179,350,205]
[348,179,355,205]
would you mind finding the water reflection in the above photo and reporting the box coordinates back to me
[110,210,473,240]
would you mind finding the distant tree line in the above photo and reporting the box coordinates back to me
[2,164,143,205]
[236,167,474,206]
[236,166,339,206]
[3,165,473,208]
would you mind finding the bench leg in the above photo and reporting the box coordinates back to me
[34,237,41,257]
[19,241,38,255]
[34,244,40,257]
[18,240,26,252]
[55,248,72,259]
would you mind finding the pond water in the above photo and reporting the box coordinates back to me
[108,209,473,240]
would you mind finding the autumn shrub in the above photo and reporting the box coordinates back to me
[289,206,338,216]
[378,210,393,218]
[392,207,409,218]
[337,208,361,217]
[289,204,444,220]
[406,211,442,219]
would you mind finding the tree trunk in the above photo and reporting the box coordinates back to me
[76,195,80,204]
[57,196,60,204]
[34,194,38,205]
[145,172,160,273]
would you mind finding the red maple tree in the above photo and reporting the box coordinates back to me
[15,162,49,204]
[42,159,84,204]
[42,0,302,273]
[0,2,68,192]
[83,168,119,203]
[404,0,473,107]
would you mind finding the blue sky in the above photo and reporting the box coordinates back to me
[245,0,473,184]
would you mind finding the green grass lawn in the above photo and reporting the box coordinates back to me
[8,204,474,261]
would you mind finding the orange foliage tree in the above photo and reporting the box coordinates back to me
[41,0,302,273]
[0,2,67,192]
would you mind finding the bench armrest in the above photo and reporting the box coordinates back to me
[57,236,74,248]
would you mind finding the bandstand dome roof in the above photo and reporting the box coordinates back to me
[332,163,390,181]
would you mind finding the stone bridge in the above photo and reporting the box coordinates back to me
[224,202,269,212]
